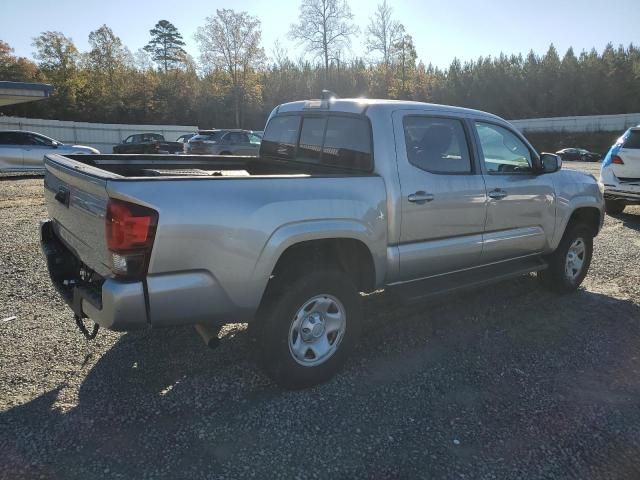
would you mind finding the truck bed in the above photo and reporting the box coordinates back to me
[60,154,366,179]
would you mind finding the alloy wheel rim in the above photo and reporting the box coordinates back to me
[565,237,586,281]
[288,294,346,367]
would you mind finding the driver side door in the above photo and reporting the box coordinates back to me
[473,121,556,263]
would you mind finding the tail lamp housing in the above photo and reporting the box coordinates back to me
[106,198,158,279]
[612,155,624,165]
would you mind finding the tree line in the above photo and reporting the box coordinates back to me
[1,0,639,130]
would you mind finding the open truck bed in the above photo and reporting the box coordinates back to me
[58,153,355,179]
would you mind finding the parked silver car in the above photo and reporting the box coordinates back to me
[185,129,261,156]
[0,130,98,172]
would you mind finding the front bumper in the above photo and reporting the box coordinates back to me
[603,187,640,203]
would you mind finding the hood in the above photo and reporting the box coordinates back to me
[60,144,100,154]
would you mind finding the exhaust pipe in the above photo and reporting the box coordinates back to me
[195,324,221,349]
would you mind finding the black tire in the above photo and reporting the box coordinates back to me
[605,199,625,215]
[539,223,593,293]
[257,269,361,389]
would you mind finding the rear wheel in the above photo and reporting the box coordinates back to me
[257,269,361,389]
[605,199,625,215]
[539,224,593,293]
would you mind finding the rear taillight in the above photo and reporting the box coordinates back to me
[612,155,624,165]
[106,198,158,278]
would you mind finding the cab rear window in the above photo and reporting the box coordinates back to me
[261,114,373,171]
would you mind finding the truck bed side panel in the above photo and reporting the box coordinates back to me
[108,176,388,319]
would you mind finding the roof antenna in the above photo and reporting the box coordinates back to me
[321,90,339,100]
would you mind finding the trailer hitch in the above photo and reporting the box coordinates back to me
[74,314,99,340]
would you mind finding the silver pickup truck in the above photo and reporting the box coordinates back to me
[41,98,604,388]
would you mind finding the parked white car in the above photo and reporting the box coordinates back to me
[0,130,99,172]
[600,126,640,214]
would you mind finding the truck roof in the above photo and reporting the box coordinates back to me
[275,98,506,122]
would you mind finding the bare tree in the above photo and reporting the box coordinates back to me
[195,9,265,127]
[365,0,404,67]
[289,0,358,79]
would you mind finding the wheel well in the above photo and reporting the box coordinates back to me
[270,239,376,293]
[567,207,601,237]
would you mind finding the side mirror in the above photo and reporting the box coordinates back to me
[539,153,561,173]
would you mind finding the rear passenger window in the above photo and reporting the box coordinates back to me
[322,116,372,171]
[261,115,301,160]
[623,130,640,149]
[403,117,472,174]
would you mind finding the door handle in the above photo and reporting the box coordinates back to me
[488,189,508,200]
[407,191,434,204]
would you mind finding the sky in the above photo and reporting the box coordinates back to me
[1,0,638,69]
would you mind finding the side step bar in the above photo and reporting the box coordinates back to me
[389,256,548,304]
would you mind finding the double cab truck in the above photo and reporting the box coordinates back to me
[41,98,604,388]
[112,133,184,154]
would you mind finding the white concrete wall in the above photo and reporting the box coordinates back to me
[511,113,640,133]
[0,116,197,153]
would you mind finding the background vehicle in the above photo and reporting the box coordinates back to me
[185,129,261,155]
[41,98,603,388]
[556,147,601,162]
[113,133,183,154]
[0,130,98,172]
[176,133,196,144]
[600,126,640,214]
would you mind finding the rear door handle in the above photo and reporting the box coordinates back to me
[488,189,508,200]
[407,191,435,204]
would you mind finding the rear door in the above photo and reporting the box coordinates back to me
[0,132,25,170]
[473,121,555,263]
[393,111,487,281]
[614,129,640,180]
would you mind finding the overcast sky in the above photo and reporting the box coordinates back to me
[2,0,638,68]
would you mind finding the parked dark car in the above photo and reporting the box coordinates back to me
[556,148,601,162]
[185,129,261,156]
[113,133,183,154]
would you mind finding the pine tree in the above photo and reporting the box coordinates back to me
[144,20,186,73]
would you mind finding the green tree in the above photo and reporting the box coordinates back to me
[391,34,416,98]
[144,20,186,73]
[32,32,83,118]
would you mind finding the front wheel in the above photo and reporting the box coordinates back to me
[539,224,593,293]
[257,269,361,389]
[605,199,626,215]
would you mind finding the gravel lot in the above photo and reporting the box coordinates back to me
[2,163,640,479]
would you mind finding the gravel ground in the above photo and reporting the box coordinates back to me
[2,165,640,479]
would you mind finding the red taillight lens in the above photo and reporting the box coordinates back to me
[612,155,624,165]
[106,198,158,278]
